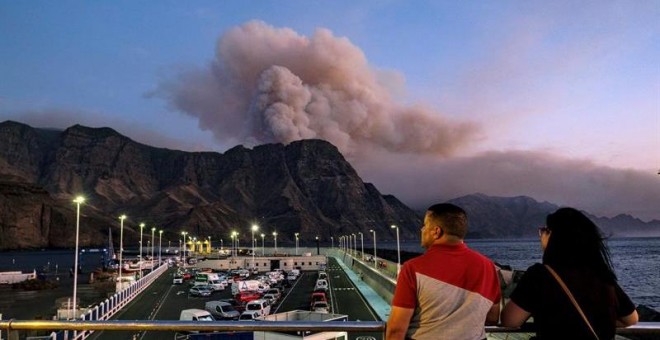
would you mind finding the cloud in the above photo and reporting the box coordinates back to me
[152,20,660,221]
[355,149,660,221]
[156,20,480,157]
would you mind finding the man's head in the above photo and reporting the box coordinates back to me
[421,203,468,248]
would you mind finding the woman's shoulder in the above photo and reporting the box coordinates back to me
[521,263,548,279]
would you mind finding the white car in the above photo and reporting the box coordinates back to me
[311,301,329,313]
[238,310,261,321]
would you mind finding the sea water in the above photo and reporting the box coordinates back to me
[382,237,660,311]
[1,237,658,310]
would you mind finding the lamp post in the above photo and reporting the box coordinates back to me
[331,236,334,249]
[231,231,238,257]
[220,238,224,250]
[392,225,401,275]
[158,230,163,265]
[359,232,364,261]
[315,236,320,255]
[118,214,126,285]
[207,236,211,254]
[352,234,357,256]
[261,233,265,256]
[139,223,145,277]
[72,196,85,319]
[151,227,156,269]
[251,225,258,268]
[295,233,299,255]
[181,231,188,268]
[273,232,278,253]
[370,229,377,269]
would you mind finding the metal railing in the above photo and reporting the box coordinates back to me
[65,262,168,339]
[1,319,659,339]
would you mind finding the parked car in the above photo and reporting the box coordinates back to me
[206,279,226,291]
[311,301,330,313]
[205,301,240,320]
[318,271,328,280]
[310,292,327,307]
[265,288,282,301]
[262,293,278,304]
[245,299,271,317]
[315,279,329,290]
[238,310,261,321]
[235,290,262,303]
[173,275,184,284]
[179,309,214,321]
[189,286,213,297]
[218,298,246,313]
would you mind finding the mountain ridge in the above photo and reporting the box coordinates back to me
[1,120,658,250]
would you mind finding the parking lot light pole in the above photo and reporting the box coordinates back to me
[295,233,299,255]
[359,232,364,261]
[273,231,278,253]
[392,225,401,275]
[139,223,145,277]
[251,225,258,268]
[118,215,126,284]
[181,231,188,268]
[72,196,85,319]
[151,227,156,269]
[261,233,265,256]
[370,229,377,269]
[158,230,163,265]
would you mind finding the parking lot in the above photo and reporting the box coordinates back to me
[89,256,381,340]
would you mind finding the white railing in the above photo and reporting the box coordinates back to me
[69,263,168,340]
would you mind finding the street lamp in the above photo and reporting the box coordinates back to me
[295,233,299,255]
[139,223,145,277]
[72,196,85,319]
[352,233,357,256]
[158,230,163,265]
[261,233,265,256]
[359,232,364,261]
[331,236,334,249]
[392,225,401,275]
[181,231,188,268]
[151,227,156,269]
[231,231,238,257]
[118,214,126,285]
[370,229,377,269]
[315,236,320,255]
[207,236,211,254]
[273,232,278,253]
[251,225,258,268]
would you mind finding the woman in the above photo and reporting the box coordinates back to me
[501,207,638,339]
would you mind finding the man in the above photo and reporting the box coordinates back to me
[387,203,501,340]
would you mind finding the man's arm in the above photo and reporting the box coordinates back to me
[616,310,639,327]
[485,302,500,325]
[500,301,531,328]
[386,306,414,340]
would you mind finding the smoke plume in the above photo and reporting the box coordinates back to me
[157,20,479,157]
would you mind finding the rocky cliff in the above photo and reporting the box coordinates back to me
[0,121,422,250]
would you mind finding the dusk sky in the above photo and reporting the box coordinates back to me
[1,1,659,220]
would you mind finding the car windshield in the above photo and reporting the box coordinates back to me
[247,304,261,310]
[197,315,214,321]
[221,305,235,312]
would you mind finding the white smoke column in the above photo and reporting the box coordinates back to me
[159,20,479,156]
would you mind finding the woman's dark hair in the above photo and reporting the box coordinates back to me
[542,207,617,283]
